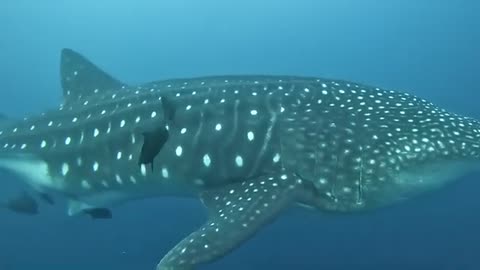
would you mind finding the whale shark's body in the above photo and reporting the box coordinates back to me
[0,49,479,269]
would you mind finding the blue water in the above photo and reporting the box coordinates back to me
[1,1,479,269]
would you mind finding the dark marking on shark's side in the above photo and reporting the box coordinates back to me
[139,125,169,171]
[0,48,479,269]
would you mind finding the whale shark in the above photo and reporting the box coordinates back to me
[0,49,479,269]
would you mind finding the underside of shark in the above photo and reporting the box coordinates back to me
[0,49,479,270]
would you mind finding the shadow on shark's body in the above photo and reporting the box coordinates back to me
[0,49,479,269]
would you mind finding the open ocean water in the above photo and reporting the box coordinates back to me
[1,1,479,269]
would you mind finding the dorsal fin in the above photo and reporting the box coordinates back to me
[60,48,126,103]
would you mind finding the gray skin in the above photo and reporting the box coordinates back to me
[0,49,479,270]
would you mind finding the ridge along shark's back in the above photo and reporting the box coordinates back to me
[0,49,479,270]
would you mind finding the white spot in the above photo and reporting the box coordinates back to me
[129,176,137,183]
[115,174,123,184]
[72,117,78,123]
[40,140,47,148]
[235,155,244,167]
[175,146,183,157]
[20,144,27,149]
[203,154,211,167]
[30,125,35,130]
[65,137,72,145]
[215,123,222,131]
[93,162,99,172]
[81,180,91,189]
[180,128,187,134]
[250,110,258,116]
[76,157,82,166]
[186,105,192,110]
[48,121,53,127]
[120,120,126,128]
[247,131,255,141]
[272,153,280,163]
[162,167,169,178]
[93,128,99,137]
[194,179,204,185]
[151,111,157,118]
[117,151,122,160]
[140,164,147,176]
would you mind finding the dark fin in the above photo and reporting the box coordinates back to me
[38,192,55,205]
[3,192,39,215]
[83,208,113,219]
[138,125,169,170]
[156,172,304,269]
[60,48,126,104]
[161,96,176,123]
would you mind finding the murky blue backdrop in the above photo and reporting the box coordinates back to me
[1,1,479,269]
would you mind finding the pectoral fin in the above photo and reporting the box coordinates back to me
[156,172,305,270]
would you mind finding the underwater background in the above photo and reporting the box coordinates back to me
[1,0,479,269]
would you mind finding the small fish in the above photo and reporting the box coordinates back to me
[1,192,39,215]
[83,208,112,219]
